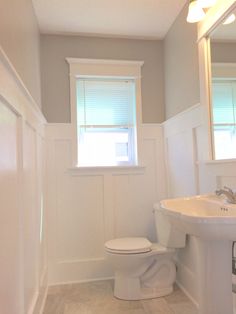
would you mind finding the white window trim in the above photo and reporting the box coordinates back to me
[66,58,144,167]
[67,165,146,176]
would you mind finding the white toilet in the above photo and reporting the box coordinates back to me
[104,204,186,300]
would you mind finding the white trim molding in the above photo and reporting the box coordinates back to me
[67,165,146,176]
[66,58,144,66]
[66,58,144,80]
[0,46,46,126]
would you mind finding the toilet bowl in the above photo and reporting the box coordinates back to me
[104,204,186,300]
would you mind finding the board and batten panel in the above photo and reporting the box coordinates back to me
[219,176,236,188]
[47,138,110,283]
[0,48,47,314]
[199,161,236,194]
[0,99,22,314]
[113,173,156,239]
[23,122,40,313]
[37,136,47,283]
[164,104,205,198]
[46,123,166,284]
[113,138,161,242]
[55,139,105,261]
[22,123,47,314]
[56,175,105,260]
[166,132,196,197]
[32,134,48,314]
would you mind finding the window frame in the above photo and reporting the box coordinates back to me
[66,58,144,167]
[76,77,136,166]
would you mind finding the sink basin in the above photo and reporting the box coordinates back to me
[155,194,236,314]
[157,194,236,240]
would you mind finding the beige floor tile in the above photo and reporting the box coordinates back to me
[142,298,175,314]
[64,302,146,314]
[94,296,142,309]
[43,295,65,314]
[109,309,146,314]
[49,280,113,303]
[169,302,198,314]
[43,280,198,314]
[164,288,190,305]
[95,307,146,314]
[64,302,92,314]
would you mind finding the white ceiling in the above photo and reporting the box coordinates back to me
[32,0,187,39]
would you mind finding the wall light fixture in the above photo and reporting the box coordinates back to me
[186,0,206,23]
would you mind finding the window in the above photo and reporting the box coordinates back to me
[77,78,136,166]
[212,80,236,159]
[66,58,143,167]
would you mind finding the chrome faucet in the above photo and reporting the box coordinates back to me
[215,186,236,204]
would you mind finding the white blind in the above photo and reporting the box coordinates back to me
[76,79,135,127]
[212,81,236,124]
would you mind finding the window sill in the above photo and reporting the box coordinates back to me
[67,165,146,176]
[197,158,236,165]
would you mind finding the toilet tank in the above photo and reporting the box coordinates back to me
[153,203,186,248]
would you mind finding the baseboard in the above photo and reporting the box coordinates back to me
[27,290,39,314]
[36,285,48,314]
[48,276,114,287]
[176,279,199,308]
[48,258,113,285]
[176,261,199,308]
[32,268,48,314]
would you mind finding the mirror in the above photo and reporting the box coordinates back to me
[209,8,236,160]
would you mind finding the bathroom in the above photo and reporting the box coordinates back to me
[1,0,236,313]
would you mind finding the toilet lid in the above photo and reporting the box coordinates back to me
[105,237,152,254]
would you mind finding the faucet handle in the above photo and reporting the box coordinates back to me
[224,186,234,195]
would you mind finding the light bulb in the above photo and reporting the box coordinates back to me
[197,0,217,8]
[223,14,236,25]
[187,0,206,23]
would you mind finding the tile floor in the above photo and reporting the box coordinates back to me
[43,280,198,314]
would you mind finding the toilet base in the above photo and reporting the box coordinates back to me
[114,274,173,300]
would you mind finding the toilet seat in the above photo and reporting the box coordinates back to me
[105,237,152,254]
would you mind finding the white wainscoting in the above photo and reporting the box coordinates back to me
[0,48,47,314]
[163,103,236,306]
[45,123,167,285]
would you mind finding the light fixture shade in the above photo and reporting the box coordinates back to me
[187,0,206,23]
[197,0,217,9]
[223,13,236,25]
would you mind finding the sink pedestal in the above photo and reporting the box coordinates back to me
[196,238,233,314]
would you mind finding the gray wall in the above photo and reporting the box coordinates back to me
[0,0,41,107]
[164,4,200,119]
[40,35,165,123]
[211,42,236,63]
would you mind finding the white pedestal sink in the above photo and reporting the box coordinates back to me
[156,195,236,314]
